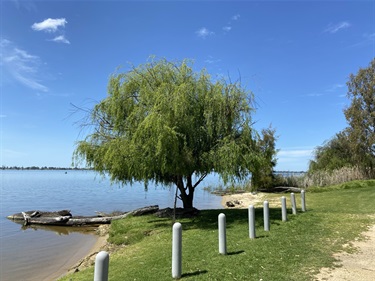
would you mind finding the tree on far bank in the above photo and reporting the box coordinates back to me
[74,58,276,208]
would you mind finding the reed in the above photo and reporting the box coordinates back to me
[302,166,370,188]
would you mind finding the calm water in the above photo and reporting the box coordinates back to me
[0,170,222,281]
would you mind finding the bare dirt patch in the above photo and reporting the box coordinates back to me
[314,224,375,281]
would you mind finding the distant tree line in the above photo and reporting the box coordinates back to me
[1,166,90,170]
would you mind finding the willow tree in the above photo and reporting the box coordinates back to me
[74,58,265,208]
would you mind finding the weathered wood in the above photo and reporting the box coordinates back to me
[7,205,159,226]
[258,186,303,193]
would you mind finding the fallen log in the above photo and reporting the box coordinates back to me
[7,205,159,226]
[258,186,303,193]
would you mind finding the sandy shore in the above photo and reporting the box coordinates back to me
[222,192,375,281]
[221,191,282,209]
[58,225,110,279]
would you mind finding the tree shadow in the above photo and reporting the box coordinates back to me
[147,207,289,232]
[181,269,208,278]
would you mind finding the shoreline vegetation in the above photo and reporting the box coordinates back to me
[58,179,375,281]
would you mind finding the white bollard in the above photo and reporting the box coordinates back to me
[94,251,109,281]
[291,193,297,215]
[172,222,182,279]
[263,200,270,231]
[301,190,306,212]
[218,213,227,255]
[281,196,287,222]
[248,205,256,239]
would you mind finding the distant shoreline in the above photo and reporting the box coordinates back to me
[1,166,91,170]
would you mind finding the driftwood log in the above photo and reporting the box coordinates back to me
[258,186,303,193]
[7,205,159,226]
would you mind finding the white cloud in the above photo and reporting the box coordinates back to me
[232,14,240,21]
[325,21,351,33]
[196,27,214,39]
[326,83,345,92]
[31,18,67,33]
[50,35,70,44]
[0,39,48,92]
[223,26,232,32]
[0,115,6,118]
[204,56,221,64]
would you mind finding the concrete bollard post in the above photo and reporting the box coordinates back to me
[281,196,287,222]
[218,213,227,255]
[263,200,270,231]
[94,251,109,281]
[291,193,297,215]
[248,205,256,239]
[301,190,306,212]
[172,222,182,279]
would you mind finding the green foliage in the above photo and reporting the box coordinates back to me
[250,127,279,190]
[74,58,274,208]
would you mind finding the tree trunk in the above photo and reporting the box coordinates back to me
[175,175,195,209]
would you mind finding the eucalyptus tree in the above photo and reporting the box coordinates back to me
[344,58,375,175]
[74,58,271,208]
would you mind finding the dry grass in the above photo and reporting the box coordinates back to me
[302,166,371,188]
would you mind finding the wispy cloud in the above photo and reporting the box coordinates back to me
[324,21,351,33]
[232,14,240,21]
[277,147,314,170]
[50,35,70,44]
[326,83,345,92]
[223,14,241,34]
[278,149,313,158]
[12,0,37,12]
[31,18,67,33]
[196,14,241,38]
[0,115,7,118]
[347,32,375,48]
[196,27,215,39]
[0,39,48,92]
[305,83,346,98]
[223,26,232,32]
[204,56,221,64]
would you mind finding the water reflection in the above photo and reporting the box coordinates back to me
[17,222,98,235]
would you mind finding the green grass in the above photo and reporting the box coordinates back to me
[60,180,375,281]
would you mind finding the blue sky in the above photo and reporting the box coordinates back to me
[1,0,374,171]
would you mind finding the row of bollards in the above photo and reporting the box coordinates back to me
[93,190,307,280]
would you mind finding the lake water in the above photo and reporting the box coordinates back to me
[0,170,223,281]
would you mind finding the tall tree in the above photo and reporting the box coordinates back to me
[344,58,375,175]
[74,58,269,208]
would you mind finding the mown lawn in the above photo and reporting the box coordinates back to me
[60,180,375,281]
